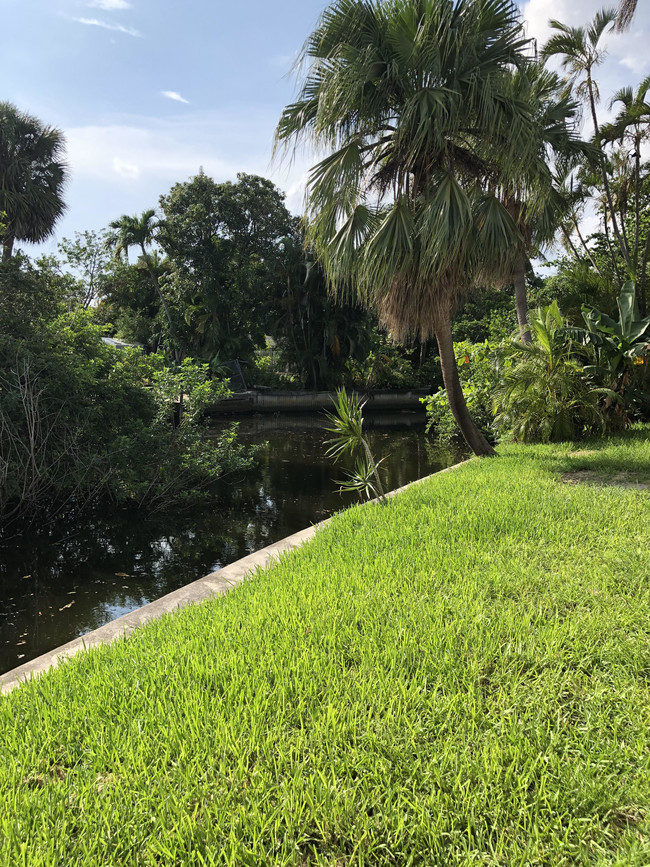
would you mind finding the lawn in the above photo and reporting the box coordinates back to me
[1,428,649,866]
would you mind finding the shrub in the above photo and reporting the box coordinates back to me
[422,340,503,445]
[0,308,255,522]
[493,303,606,443]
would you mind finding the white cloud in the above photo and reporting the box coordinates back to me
[112,157,140,179]
[65,118,261,185]
[60,114,314,217]
[161,91,190,104]
[86,0,131,9]
[74,17,142,37]
[520,0,650,131]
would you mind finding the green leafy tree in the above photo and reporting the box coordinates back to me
[57,229,111,309]
[0,257,256,521]
[106,210,179,357]
[423,341,505,445]
[0,102,67,261]
[158,172,295,365]
[270,233,375,389]
[276,0,546,456]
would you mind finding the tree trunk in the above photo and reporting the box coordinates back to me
[2,235,15,262]
[572,217,602,276]
[435,316,496,457]
[588,76,630,270]
[513,255,530,344]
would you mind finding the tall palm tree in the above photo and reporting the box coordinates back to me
[499,67,585,342]
[276,0,539,456]
[107,210,179,358]
[542,10,628,268]
[0,102,67,262]
[601,76,650,312]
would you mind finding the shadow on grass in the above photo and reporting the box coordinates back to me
[500,426,650,487]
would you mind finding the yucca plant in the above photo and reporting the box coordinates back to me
[494,302,607,442]
[324,389,386,503]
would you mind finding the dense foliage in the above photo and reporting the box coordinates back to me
[423,341,504,445]
[0,258,255,523]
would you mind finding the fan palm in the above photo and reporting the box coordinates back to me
[0,102,67,262]
[276,0,541,456]
[499,67,585,342]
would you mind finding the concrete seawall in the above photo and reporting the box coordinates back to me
[208,389,431,415]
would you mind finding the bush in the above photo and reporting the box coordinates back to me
[422,341,503,445]
[493,303,606,443]
[0,299,255,522]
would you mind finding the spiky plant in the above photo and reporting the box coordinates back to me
[324,389,386,503]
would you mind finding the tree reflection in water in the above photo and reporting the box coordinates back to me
[0,414,459,674]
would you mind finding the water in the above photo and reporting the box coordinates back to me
[0,413,457,675]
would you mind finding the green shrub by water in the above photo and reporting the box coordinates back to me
[1,429,649,865]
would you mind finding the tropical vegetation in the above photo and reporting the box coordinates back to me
[1,3,649,467]
[0,101,67,262]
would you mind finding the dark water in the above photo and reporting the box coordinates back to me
[0,413,456,675]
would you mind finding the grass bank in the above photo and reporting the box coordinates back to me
[1,428,649,865]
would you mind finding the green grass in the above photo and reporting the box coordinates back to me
[1,428,649,866]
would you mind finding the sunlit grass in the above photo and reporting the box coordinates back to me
[1,428,649,865]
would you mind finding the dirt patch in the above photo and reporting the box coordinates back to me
[562,470,650,490]
[567,450,599,458]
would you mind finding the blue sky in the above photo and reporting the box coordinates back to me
[4,0,650,254]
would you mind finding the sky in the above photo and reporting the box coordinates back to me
[3,0,650,256]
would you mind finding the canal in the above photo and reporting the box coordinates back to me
[0,412,458,676]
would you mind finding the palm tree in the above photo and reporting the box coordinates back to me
[276,0,541,456]
[107,210,178,359]
[542,10,629,269]
[499,67,585,342]
[615,0,636,32]
[601,76,650,313]
[0,102,67,262]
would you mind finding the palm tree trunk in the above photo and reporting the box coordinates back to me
[435,317,496,457]
[633,133,641,275]
[603,205,623,284]
[639,231,650,317]
[588,76,630,270]
[2,235,15,262]
[571,217,602,276]
[560,224,585,264]
[513,255,530,344]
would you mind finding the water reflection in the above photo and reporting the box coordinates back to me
[0,413,457,675]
